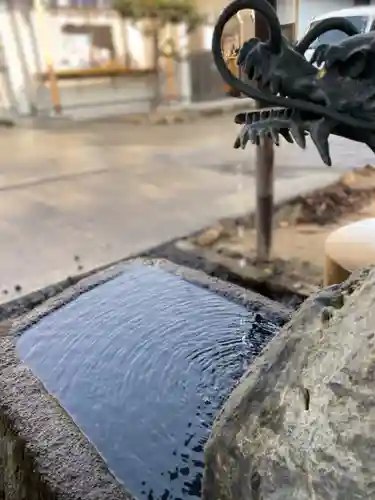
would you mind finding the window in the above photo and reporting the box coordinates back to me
[309,15,369,49]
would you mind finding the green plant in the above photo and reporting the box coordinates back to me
[112,0,205,106]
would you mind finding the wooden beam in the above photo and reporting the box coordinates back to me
[36,67,156,82]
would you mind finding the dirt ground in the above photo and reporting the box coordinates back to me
[189,165,375,299]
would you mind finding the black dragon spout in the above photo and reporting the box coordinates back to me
[212,0,375,165]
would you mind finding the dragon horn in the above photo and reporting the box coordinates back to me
[295,17,359,56]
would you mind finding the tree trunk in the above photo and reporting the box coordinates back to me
[151,24,162,109]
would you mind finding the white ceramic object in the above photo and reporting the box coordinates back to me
[325,218,375,273]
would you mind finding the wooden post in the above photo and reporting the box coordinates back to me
[254,1,276,262]
[34,0,62,115]
[294,0,300,41]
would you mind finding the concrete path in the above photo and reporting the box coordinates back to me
[0,114,373,302]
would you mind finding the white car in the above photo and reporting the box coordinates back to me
[303,5,375,63]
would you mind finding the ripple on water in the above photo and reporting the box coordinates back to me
[16,264,279,500]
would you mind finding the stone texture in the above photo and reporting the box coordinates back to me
[203,266,375,500]
[0,336,133,500]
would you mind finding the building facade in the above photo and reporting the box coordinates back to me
[0,0,372,119]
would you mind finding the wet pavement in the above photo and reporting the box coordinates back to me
[0,114,373,301]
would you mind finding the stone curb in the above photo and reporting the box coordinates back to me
[0,173,343,325]
[9,258,291,337]
[0,232,295,328]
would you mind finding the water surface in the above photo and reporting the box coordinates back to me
[17,264,279,500]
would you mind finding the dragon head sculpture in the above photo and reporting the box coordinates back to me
[212,0,375,165]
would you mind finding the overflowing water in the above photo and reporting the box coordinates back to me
[16,263,279,500]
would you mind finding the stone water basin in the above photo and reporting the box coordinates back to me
[15,260,287,500]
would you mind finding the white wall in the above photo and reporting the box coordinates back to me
[0,5,33,114]
[0,6,194,116]
[277,0,295,25]
[0,6,151,116]
[202,25,214,50]
[124,20,147,68]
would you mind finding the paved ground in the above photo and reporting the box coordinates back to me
[0,113,373,302]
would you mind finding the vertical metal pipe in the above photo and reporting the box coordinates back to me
[254,0,276,262]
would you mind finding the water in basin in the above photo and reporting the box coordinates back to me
[17,263,280,500]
